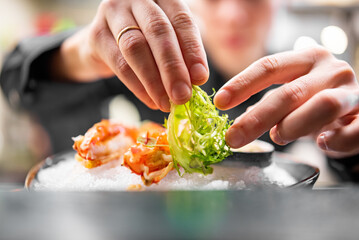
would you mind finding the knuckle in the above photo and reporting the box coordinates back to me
[120,33,146,57]
[311,46,331,61]
[332,60,356,83]
[146,17,172,38]
[172,11,195,29]
[99,0,117,12]
[182,38,203,59]
[115,57,131,76]
[258,56,280,75]
[280,84,306,104]
[161,58,184,72]
[231,75,249,91]
[245,112,265,134]
[317,91,342,115]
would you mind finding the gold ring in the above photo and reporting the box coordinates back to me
[116,26,141,45]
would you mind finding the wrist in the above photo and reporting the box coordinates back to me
[50,28,111,82]
[50,33,82,82]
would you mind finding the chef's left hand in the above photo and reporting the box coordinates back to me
[214,46,359,158]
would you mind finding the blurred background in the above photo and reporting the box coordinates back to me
[1,0,359,185]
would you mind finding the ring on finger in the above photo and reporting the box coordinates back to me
[116,26,142,46]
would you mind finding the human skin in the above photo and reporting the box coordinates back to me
[214,47,359,158]
[50,0,359,158]
[51,0,209,112]
[189,0,359,158]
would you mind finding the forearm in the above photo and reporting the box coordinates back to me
[49,33,84,82]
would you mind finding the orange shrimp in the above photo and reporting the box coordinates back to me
[123,123,174,186]
[73,119,138,168]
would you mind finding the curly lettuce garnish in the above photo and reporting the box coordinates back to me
[167,85,232,175]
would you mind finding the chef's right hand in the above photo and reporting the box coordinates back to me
[52,0,209,112]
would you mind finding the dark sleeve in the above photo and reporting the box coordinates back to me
[0,30,118,153]
[0,30,77,110]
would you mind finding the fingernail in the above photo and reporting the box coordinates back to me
[270,126,289,145]
[190,63,208,83]
[317,131,334,151]
[160,96,171,112]
[226,127,245,148]
[172,82,191,103]
[317,134,328,151]
[215,89,231,109]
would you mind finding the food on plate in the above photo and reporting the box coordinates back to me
[73,120,174,186]
[72,119,137,168]
[72,86,232,186]
[32,90,307,191]
[167,85,232,175]
[123,122,174,186]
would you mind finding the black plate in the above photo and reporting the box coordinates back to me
[25,150,319,190]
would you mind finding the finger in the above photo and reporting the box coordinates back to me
[225,68,357,148]
[270,89,359,145]
[222,50,355,148]
[317,115,359,155]
[157,0,209,85]
[103,3,170,111]
[132,0,192,105]
[225,73,325,148]
[245,88,275,113]
[90,13,157,110]
[214,48,325,110]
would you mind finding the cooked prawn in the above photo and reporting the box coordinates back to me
[72,119,138,168]
[123,123,174,186]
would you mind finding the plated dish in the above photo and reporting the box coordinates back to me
[25,86,319,191]
[25,150,319,191]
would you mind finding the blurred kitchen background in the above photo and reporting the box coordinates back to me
[1,0,359,185]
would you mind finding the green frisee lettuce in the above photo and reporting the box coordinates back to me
[167,85,232,175]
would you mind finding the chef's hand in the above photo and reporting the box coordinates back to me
[214,46,359,158]
[52,0,208,112]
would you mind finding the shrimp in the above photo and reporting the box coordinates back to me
[72,119,138,168]
[123,122,174,186]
